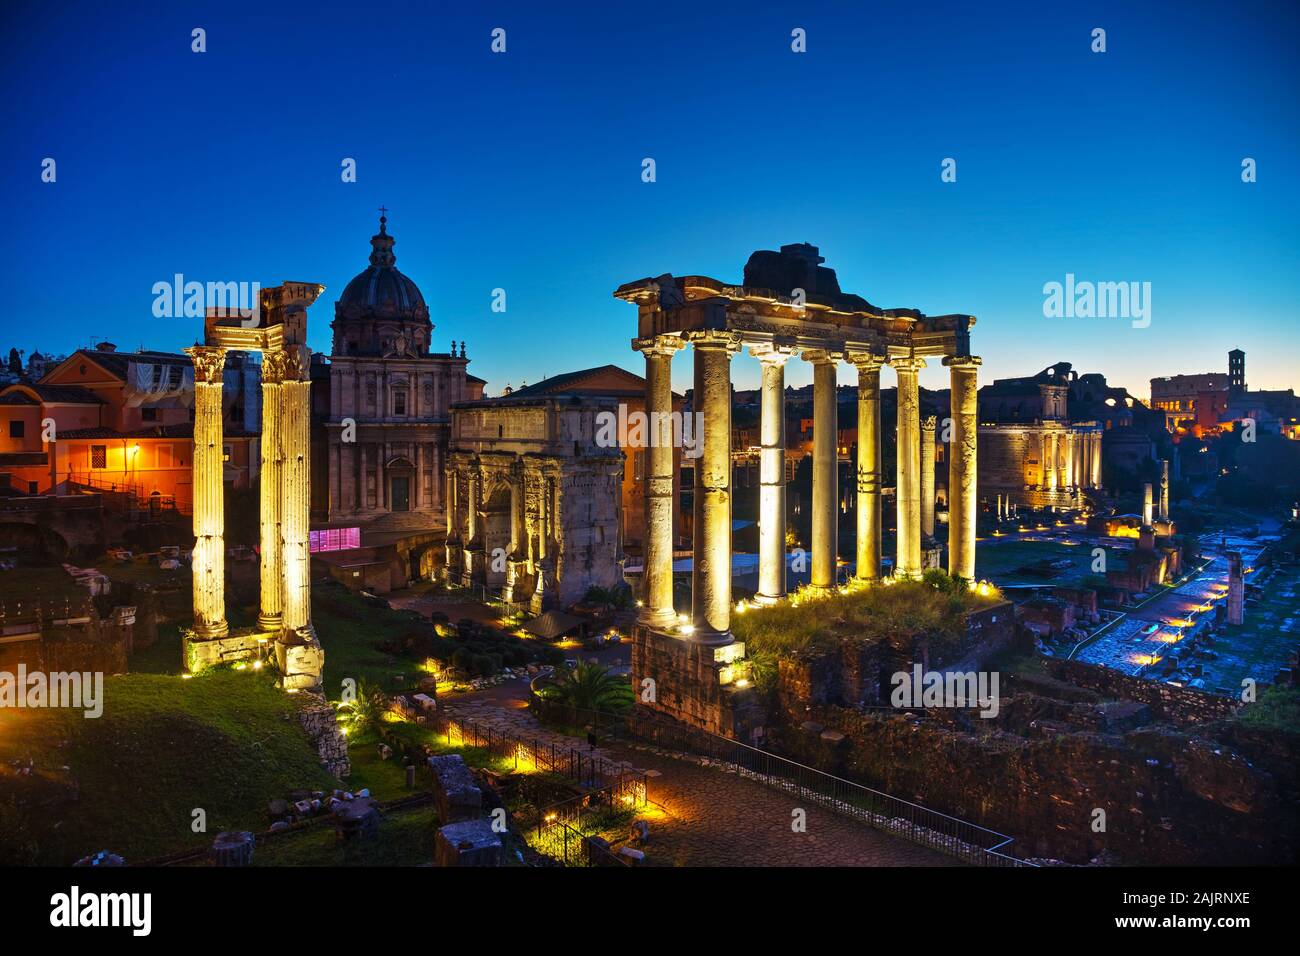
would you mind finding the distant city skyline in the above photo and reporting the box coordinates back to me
[2,1,1297,400]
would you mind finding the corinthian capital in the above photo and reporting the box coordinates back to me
[261,349,288,384]
[185,345,226,383]
[280,344,312,382]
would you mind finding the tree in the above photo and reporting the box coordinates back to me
[6,348,21,375]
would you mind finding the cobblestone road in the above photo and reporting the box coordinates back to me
[445,696,957,867]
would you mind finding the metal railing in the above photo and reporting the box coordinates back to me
[606,707,1035,867]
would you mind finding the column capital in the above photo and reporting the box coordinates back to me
[280,344,312,382]
[748,343,796,366]
[889,355,928,374]
[942,354,983,371]
[185,345,227,383]
[261,349,288,384]
[684,329,744,353]
[632,334,687,357]
[921,415,937,432]
[846,349,887,372]
[800,347,844,366]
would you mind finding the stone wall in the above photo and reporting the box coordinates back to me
[767,699,1296,865]
[299,700,350,778]
[631,625,761,737]
[1041,658,1240,726]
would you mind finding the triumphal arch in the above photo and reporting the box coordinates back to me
[182,282,327,692]
[615,244,981,734]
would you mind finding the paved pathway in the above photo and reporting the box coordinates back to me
[445,698,957,867]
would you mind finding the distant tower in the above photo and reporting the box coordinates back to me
[1227,551,1245,625]
[1228,349,1246,395]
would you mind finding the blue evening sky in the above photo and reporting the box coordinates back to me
[1,0,1297,397]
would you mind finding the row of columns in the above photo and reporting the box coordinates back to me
[635,332,981,644]
[185,344,313,640]
[1040,429,1104,492]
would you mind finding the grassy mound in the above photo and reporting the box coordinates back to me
[0,669,335,865]
[733,574,1003,660]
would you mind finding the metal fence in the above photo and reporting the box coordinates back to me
[434,712,648,803]
[610,708,1034,867]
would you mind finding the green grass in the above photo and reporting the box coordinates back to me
[313,584,426,697]
[0,669,336,865]
[252,804,440,867]
[1234,686,1300,734]
[734,577,1003,659]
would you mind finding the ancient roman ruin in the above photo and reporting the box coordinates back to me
[616,244,981,732]
[182,282,328,691]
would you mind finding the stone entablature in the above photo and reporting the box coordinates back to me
[442,395,624,612]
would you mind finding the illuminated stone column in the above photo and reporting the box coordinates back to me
[945,356,981,581]
[690,331,741,642]
[1159,459,1169,520]
[257,351,285,632]
[504,470,524,602]
[1065,432,1076,489]
[1143,483,1154,527]
[280,346,313,636]
[185,346,228,638]
[1091,431,1103,490]
[892,356,926,579]
[806,349,842,591]
[1080,430,1091,489]
[849,352,885,582]
[1046,432,1059,492]
[750,344,792,604]
[920,415,937,540]
[633,334,685,628]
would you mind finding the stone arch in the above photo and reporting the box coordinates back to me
[0,521,70,563]
[480,480,513,587]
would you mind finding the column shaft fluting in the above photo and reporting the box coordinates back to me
[752,346,790,604]
[921,415,937,540]
[186,346,228,638]
[893,357,925,578]
[691,334,738,641]
[851,356,884,582]
[280,359,312,635]
[945,356,981,581]
[809,352,840,590]
[635,336,683,628]
[257,360,284,632]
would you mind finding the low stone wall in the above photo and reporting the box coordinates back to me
[299,700,350,778]
[1042,658,1240,726]
[768,700,1296,865]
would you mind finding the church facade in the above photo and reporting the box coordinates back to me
[322,214,484,533]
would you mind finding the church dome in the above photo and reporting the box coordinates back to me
[332,212,432,357]
[336,213,428,318]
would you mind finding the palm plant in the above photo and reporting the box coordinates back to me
[547,662,633,723]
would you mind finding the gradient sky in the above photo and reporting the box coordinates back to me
[2,0,1297,400]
